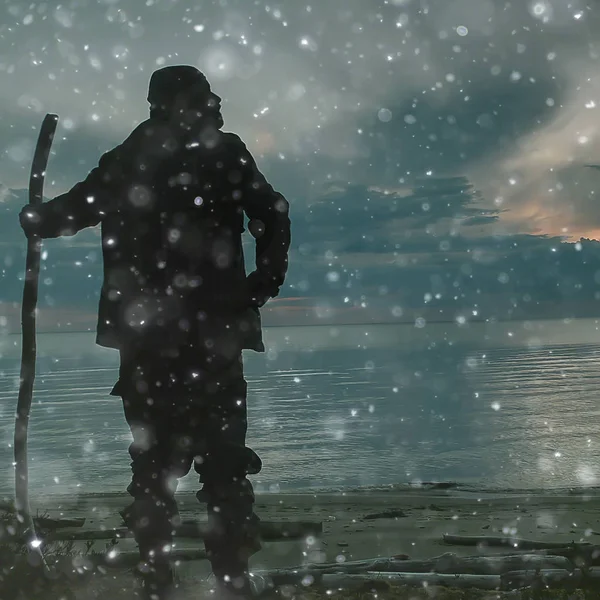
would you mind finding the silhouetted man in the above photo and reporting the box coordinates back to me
[19,65,291,600]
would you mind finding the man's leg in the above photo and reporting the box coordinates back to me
[193,354,263,597]
[117,352,193,599]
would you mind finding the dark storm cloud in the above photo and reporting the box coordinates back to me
[0,0,589,186]
[1,107,121,196]
[300,177,496,256]
[279,173,600,321]
[2,0,600,325]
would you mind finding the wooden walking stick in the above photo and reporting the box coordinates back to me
[14,113,59,564]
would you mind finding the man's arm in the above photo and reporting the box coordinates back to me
[229,135,291,307]
[19,143,126,239]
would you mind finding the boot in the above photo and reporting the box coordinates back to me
[138,559,176,600]
[120,495,179,599]
[210,571,253,600]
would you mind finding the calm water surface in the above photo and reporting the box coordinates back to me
[1,322,600,495]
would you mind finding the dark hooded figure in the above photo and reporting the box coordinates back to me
[19,65,291,599]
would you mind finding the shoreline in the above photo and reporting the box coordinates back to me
[2,318,600,360]
[5,483,600,597]
[6,481,600,501]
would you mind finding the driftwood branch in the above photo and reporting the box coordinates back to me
[37,517,86,530]
[501,567,600,590]
[251,553,572,586]
[321,572,501,590]
[280,552,571,575]
[45,520,322,542]
[363,509,407,520]
[50,548,208,570]
[0,501,85,530]
[319,568,600,593]
[443,534,590,551]
[478,544,600,568]
[319,567,600,592]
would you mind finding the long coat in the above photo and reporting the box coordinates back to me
[34,119,291,354]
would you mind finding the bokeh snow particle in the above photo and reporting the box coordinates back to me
[378,108,393,122]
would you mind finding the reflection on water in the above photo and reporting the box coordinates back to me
[1,328,600,495]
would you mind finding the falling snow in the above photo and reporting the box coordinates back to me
[0,2,600,597]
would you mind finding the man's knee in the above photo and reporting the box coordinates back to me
[128,435,194,491]
[121,493,179,544]
[194,442,262,481]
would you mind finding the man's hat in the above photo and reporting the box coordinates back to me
[147,65,211,109]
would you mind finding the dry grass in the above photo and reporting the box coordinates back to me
[0,508,128,599]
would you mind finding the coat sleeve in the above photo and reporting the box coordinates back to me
[35,143,127,239]
[227,134,291,305]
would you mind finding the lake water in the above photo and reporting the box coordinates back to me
[1,319,600,496]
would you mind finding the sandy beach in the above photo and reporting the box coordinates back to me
[7,483,600,597]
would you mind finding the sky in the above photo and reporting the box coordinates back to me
[2,0,600,328]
